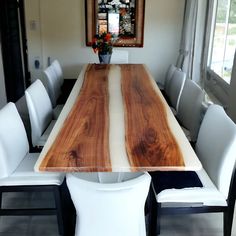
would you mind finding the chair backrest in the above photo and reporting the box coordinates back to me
[110,50,129,64]
[66,172,151,236]
[97,172,143,183]
[195,105,236,198]
[43,65,61,108]
[51,59,64,86]
[0,103,29,178]
[164,64,178,92]
[166,69,186,112]
[177,79,205,141]
[25,79,53,147]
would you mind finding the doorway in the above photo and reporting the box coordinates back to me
[0,0,30,103]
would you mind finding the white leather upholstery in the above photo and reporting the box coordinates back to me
[97,172,142,183]
[157,64,177,91]
[156,167,227,206]
[51,59,64,86]
[110,50,129,64]
[195,105,236,198]
[0,103,29,178]
[25,79,55,147]
[0,153,64,186]
[0,103,64,186]
[164,64,178,92]
[66,172,151,236]
[166,69,186,112]
[177,79,205,142]
[36,120,56,147]
[43,65,62,108]
[156,104,236,206]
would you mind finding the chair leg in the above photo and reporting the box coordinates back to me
[156,204,161,235]
[223,200,235,236]
[148,187,158,236]
[53,186,64,236]
[0,190,2,209]
[56,180,76,236]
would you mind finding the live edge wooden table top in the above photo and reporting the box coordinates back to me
[35,64,202,172]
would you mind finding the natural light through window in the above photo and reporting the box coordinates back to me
[210,0,236,84]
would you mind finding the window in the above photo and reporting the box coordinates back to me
[210,0,236,84]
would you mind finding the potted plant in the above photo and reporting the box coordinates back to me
[92,32,115,64]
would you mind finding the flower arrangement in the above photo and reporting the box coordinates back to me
[92,32,114,55]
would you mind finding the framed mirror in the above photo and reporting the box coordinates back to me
[85,0,145,47]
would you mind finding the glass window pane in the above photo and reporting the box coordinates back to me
[210,0,236,84]
[211,0,229,79]
[224,0,236,83]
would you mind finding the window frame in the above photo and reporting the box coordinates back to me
[208,0,236,85]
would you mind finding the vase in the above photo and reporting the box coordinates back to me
[98,53,112,64]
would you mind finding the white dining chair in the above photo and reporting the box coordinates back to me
[149,104,236,236]
[166,69,186,114]
[0,102,65,235]
[176,79,205,142]
[25,79,56,148]
[164,64,178,91]
[51,59,75,104]
[66,172,151,236]
[157,64,178,91]
[51,59,64,86]
[43,65,63,118]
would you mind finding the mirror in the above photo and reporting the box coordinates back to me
[85,0,145,47]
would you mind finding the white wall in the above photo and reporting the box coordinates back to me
[24,0,185,83]
[0,42,7,109]
[24,0,43,82]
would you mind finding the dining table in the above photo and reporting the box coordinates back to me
[34,63,202,172]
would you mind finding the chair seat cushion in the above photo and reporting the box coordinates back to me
[154,168,227,206]
[36,120,57,147]
[151,171,203,195]
[0,153,64,186]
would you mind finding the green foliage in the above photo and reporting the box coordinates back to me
[229,0,236,23]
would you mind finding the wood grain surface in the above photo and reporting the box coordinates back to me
[121,64,184,170]
[38,64,185,172]
[39,64,111,171]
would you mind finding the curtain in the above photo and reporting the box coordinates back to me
[177,0,216,85]
[176,0,198,78]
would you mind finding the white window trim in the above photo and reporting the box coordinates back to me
[207,0,218,67]
[208,0,235,84]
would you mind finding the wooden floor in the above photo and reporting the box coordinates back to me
[0,192,235,236]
